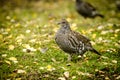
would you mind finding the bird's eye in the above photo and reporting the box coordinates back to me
[62,22,65,24]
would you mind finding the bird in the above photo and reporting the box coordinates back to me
[75,0,104,18]
[116,0,120,10]
[55,19,101,61]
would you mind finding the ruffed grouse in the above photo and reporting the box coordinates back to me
[76,0,104,18]
[116,0,120,10]
[55,19,101,61]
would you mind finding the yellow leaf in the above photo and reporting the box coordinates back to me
[46,65,52,70]
[8,45,15,50]
[101,31,108,35]
[33,62,38,65]
[72,76,76,79]
[18,65,24,68]
[101,56,109,59]
[116,75,120,80]
[112,60,117,64]
[97,25,104,30]
[22,44,30,48]
[17,69,26,74]
[9,73,17,77]
[5,60,11,65]
[26,30,31,33]
[39,67,44,70]
[6,16,11,20]
[8,57,17,61]
[53,27,58,32]
[92,34,96,39]
[114,34,118,37]
[8,34,12,38]
[58,77,66,80]
[105,76,110,80]
[13,60,18,64]
[6,28,11,32]
[15,23,20,27]
[81,30,86,34]
[46,65,55,71]
[66,18,72,22]
[16,78,21,80]
[71,23,77,30]
[51,58,56,62]
[90,41,95,45]
[16,39,22,43]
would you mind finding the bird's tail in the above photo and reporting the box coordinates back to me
[96,14,104,18]
[90,49,101,55]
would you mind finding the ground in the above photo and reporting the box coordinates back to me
[0,0,120,80]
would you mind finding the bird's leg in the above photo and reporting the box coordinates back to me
[67,54,72,61]
[81,54,84,60]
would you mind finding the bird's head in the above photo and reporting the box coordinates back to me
[57,19,71,30]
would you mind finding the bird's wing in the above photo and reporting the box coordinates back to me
[84,2,96,11]
[72,31,90,43]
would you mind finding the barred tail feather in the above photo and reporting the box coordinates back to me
[90,49,101,55]
[96,14,104,18]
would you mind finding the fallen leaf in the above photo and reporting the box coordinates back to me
[64,71,69,78]
[29,39,36,43]
[39,67,44,70]
[26,30,31,33]
[97,25,104,30]
[91,41,96,45]
[16,78,21,80]
[8,57,18,63]
[2,54,7,57]
[15,23,20,27]
[72,76,76,79]
[58,77,66,80]
[116,75,120,80]
[39,47,48,53]
[8,45,15,50]
[51,58,56,62]
[8,57,17,61]
[61,67,68,71]
[17,69,26,74]
[81,30,86,35]
[5,60,11,65]
[16,38,22,43]
[71,23,77,30]
[46,65,55,71]
[101,30,108,35]
[13,60,18,64]
[22,44,30,48]
[101,56,109,59]
[33,62,38,65]
[6,16,11,20]
[112,60,117,64]
[103,62,109,65]
[92,34,96,39]
[77,71,92,77]
[0,34,3,39]
[105,76,110,80]
[6,28,11,32]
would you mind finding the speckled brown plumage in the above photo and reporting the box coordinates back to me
[55,19,100,60]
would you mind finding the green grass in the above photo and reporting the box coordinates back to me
[0,0,120,80]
